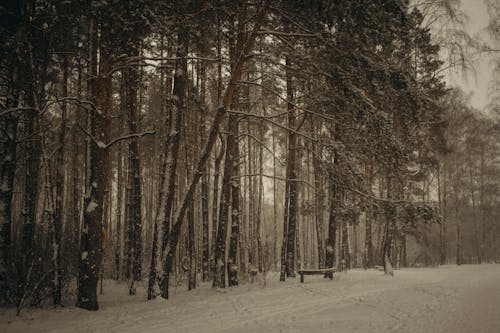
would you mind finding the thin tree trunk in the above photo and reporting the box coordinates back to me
[199,59,210,282]
[325,169,338,274]
[227,117,241,287]
[312,120,324,268]
[364,163,374,268]
[125,54,143,293]
[210,141,224,280]
[187,197,196,290]
[468,162,480,264]
[52,55,68,305]
[382,175,395,276]
[282,52,298,278]
[154,26,189,299]
[213,114,235,288]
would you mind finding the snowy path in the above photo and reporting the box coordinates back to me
[2,264,499,333]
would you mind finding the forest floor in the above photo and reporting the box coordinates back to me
[1,264,500,333]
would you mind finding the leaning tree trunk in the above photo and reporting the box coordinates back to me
[210,140,224,281]
[146,25,189,300]
[158,1,269,299]
[158,27,189,299]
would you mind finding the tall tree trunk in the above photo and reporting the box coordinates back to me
[115,142,124,280]
[227,117,241,287]
[364,163,374,268]
[382,174,395,276]
[438,158,447,265]
[312,124,325,268]
[199,59,210,282]
[453,158,461,266]
[125,51,143,293]
[77,21,111,310]
[187,197,196,290]
[282,52,298,278]
[468,162,480,264]
[213,114,235,288]
[479,145,486,263]
[210,141,224,281]
[52,55,69,305]
[325,169,338,272]
[150,26,188,299]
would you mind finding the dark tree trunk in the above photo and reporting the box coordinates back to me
[325,169,339,272]
[199,60,210,282]
[382,175,395,276]
[210,141,224,280]
[364,163,374,268]
[52,56,69,305]
[213,115,235,288]
[312,120,324,268]
[115,142,124,280]
[438,159,447,265]
[77,23,111,311]
[187,198,196,290]
[282,53,298,279]
[227,113,241,287]
[125,50,143,293]
[157,27,189,299]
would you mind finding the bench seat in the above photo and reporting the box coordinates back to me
[298,267,337,283]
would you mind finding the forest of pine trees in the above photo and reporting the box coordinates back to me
[0,0,499,313]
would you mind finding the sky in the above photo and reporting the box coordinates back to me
[446,0,494,111]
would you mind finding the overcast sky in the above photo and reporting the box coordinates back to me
[446,0,494,111]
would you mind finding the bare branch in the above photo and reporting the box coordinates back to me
[238,132,286,166]
[105,131,156,149]
[78,125,155,150]
[229,110,317,142]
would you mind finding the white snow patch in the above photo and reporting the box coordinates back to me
[86,201,98,213]
[2,265,500,333]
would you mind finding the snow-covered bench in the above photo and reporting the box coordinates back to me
[298,267,337,283]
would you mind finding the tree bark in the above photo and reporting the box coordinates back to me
[281,52,298,278]
[77,21,111,310]
[125,49,143,292]
[364,163,374,268]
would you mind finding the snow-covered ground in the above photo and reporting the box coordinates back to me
[2,264,500,333]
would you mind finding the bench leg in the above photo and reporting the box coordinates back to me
[300,272,304,283]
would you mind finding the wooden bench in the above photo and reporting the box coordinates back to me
[298,267,337,283]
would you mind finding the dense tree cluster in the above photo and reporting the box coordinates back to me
[0,0,498,313]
